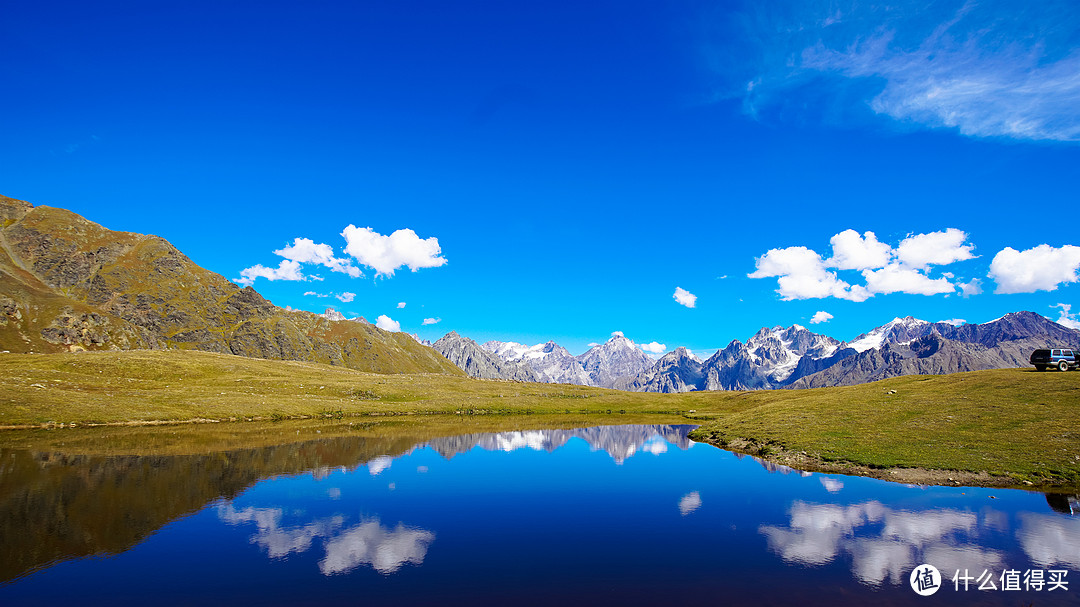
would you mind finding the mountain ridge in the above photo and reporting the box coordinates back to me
[462,312,1080,392]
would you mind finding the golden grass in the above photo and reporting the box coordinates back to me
[1,349,1077,485]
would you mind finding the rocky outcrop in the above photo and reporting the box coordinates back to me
[576,334,653,389]
[624,347,703,393]
[482,339,593,385]
[0,195,462,375]
[433,331,539,381]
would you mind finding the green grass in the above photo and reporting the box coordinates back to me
[1,349,1078,487]
[688,369,1080,487]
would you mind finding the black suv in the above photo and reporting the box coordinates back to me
[1030,348,1079,372]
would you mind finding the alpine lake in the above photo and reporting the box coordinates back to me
[1,416,1077,606]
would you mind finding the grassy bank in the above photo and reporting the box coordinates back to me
[688,369,1080,487]
[1,349,1078,487]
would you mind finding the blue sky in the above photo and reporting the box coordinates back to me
[4,0,1080,356]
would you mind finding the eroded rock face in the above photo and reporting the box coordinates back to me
[0,196,463,376]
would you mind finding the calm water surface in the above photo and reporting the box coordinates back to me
[1,423,1077,605]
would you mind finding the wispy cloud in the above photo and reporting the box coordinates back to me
[724,0,1080,142]
[1051,304,1080,330]
[237,237,361,286]
[238,260,304,286]
[421,317,441,325]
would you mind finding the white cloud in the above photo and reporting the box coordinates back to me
[750,229,981,301]
[938,318,966,326]
[304,291,329,298]
[274,237,362,278]
[894,229,975,270]
[336,292,356,303]
[375,315,401,332]
[673,287,697,308]
[1051,304,1080,330]
[610,331,624,338]
[958,278,983,298]
[810,311,833,324]
[237,260,304,286]
[749,246,871,302]
[862,263,956,296]
[341,225,447,277]
[989,244,1080,293]
[828,230,891,270]
[639,341,666,354]
[396,302,406,309]
[421,317,441,325]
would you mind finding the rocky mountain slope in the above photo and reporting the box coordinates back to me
[479,332,654,387]
[624,347,703,393]
[0,195,462,375]
[698,324,844,391]
[482,339,593,385]
[791,311,1080,388]
[577,333,654,389]
[474,312,1080,393]
[431,332,538,381]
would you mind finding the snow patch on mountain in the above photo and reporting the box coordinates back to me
[844,317,931,353]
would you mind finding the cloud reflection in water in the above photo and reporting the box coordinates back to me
[760,501,1004,586]
[217,504,434,575]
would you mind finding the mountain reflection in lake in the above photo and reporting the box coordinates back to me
[1,422,1077,606]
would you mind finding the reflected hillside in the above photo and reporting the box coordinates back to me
[0,421,693,583]
[0,433,425,583]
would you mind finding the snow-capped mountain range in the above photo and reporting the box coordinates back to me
[438,311,1080,392]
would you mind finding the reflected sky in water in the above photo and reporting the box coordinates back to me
[1,424,1077,606]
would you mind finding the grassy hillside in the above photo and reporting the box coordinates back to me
[0,195,462,375]
[1,349,1077,487]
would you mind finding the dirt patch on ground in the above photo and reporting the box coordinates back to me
[702,436,1070,491]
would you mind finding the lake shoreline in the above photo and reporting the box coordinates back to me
[2,349,1078,491]
[691,434,1053,490]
